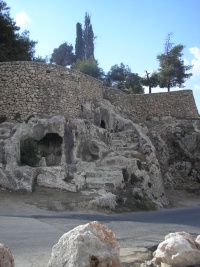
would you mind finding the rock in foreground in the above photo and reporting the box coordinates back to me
[48,221,121,267]
[152,232,200,267]
[0,243,14,267]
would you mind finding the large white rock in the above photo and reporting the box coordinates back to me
[48,221,121,267]
[153,232,200,267]
[0,243,14,267]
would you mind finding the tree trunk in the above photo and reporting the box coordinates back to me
[145,71,151,94]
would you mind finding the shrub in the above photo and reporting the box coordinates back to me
[135,197,156,211]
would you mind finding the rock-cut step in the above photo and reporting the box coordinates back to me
[85,170,123,189]
[96,156,138,167]
[86,170,120,178]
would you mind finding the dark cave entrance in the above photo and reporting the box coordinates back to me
[39,133,63,166]
[100,119,106,129]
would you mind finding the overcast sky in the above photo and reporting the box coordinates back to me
[5,0,200,112]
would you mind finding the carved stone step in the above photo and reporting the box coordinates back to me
[86,173,123,189]
[86,170,120,178]
[97,156,138,167]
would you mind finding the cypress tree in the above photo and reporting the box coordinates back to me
[83,12,95,59]
[75,22,84,61]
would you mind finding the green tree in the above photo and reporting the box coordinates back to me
[83,12,95,59]
[107,63,130,89]
[75,22,84,61]
[0,1,37,61]
[72,56,103,79]
[33,55,47,63]
[50,42,75,66]
[141,71,159,93]
[157,33,192,92]
[106,63,144,94]
[125,72,144,94]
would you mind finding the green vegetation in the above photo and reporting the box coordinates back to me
[135,197,156,211]
[0,1,37,61]
[75,22,84,60]
[141,71,159,94]
[72,56,103,79]
[50,42,75,67]
[0,1,192,91]
[157,33,192,92]
[105,63,144,94]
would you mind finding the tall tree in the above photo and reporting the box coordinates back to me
[0,1,37,61]
[106,63,144,94]
[157,33,192,92]
[75,22,84,61]
[50,42,75,66]
[83,12,95,59]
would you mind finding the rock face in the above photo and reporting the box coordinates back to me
[0,243,14,267]
[152,232,200,267]
[48,221,121,267]
[145,117,200,194]
[0,99,200,211]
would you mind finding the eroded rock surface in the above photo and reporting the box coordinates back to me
[48,221,121,267]
[0,243,14,267]
[0,100,200,211]
[152,232,200,267]
[146,117,200,195]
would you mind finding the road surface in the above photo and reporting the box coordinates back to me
[0,207,200,266]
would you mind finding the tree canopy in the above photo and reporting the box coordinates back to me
[105,63,144,94]
[157,33,193,91]
[0,0,37,61]
[141,71,159,94]
[72,56,103,79]
[50,42,75,66]
[51,12,96,69]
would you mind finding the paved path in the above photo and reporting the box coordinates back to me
[0,207,200,267]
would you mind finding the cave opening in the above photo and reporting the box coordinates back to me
[39,133,63,166]
[100,119,106,129]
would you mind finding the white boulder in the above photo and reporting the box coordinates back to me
[0,243,14,267]
[152,232,200,267]
[48,221,121,267]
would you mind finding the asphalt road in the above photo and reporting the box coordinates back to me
[0,207,200,267]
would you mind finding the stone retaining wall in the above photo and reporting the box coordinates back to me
[0,61,198,122]
[0,61,103,121]
[104,87,199,119]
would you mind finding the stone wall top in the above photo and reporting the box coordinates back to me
[104,87,199,120]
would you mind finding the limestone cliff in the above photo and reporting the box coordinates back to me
[0,100,199,212]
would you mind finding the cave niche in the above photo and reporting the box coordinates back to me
[39,133,63,166]
[100,119,106,129]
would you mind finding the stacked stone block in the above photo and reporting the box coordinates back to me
[0,62,103,121]
[0,61,198,122]
[104,87,199,119]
